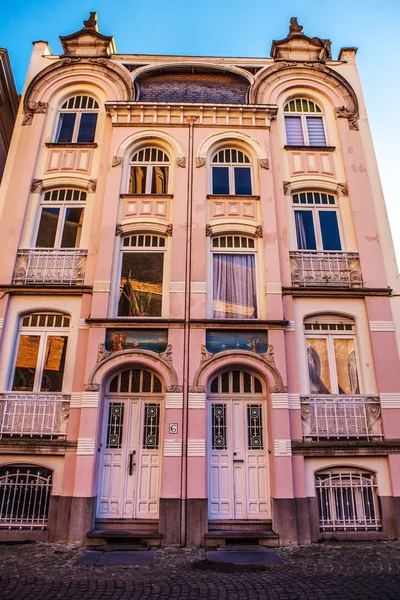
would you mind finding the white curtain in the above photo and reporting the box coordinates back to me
[213,254,256,319]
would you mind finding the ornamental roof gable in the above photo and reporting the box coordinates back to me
[60,12,116,57]
[270,18,331,62]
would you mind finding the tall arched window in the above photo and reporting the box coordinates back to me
[55,95,99,143]
[34,188,86,249]
[128,147,170,194]
[211,148,252,195]
[284,98,326,146]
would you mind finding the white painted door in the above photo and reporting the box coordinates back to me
[208,370,269,520]
[97,368,162,520]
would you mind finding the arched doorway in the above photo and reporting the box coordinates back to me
[208,369,270,520]
[97,367,163,520]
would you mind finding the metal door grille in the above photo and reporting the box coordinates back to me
[143,403,160,449]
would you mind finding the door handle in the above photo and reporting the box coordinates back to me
[128,452,136,475]
[233,459,244,463]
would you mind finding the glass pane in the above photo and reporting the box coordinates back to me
[319,211,341,250]
[213,254,257,319]
[294,210,316,250]
[334,339,359,394]
[12,335,40,391]
[284,116,304,145]
[234,167,252,194]
[77,113,97,143]
[41,336,67,392]
[212,167,229,194]
[306,338,332,394]
[56,113,76,143]
[60,208,84,248]
[35,208,60,248]
[306,116,326,146]
[129,166,147,194]
[119,253,163,317]
[151,166,169,193]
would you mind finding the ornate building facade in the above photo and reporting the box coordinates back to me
[0,14,399,547]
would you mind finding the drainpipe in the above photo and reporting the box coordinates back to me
[180,115,196,546]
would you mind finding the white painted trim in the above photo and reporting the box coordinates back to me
[93,281,111,292]
[70,393,82,408]
[188,393,206,409]
[163,439,182,457]
[165,393,183,409]
[77,438,96,455]
[369,321,396,332]
[285,321,295,332]
[191,281,207,293]
[274,439,292,456]
[188,439,206,456]
[79,319,89,330]
[0,318,4,329]
[271,393,289,409]
[380,393,400,408]
[81,392,99,408]
[265,283,282,295]
[169,281,185,293]
[288,394,301,409]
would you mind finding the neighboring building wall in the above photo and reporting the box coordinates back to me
[0,49,18,181]
[0,14,398,547]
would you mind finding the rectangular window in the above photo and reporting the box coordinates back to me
[41,336,68,392]
[129,166,147,194]
[294,209,341,251]
[212,167,230,194]
[213,254,257,319]
[151,166,169,194]
[295,210,317,250]
[319,211,341,250]
[285,116,305,145]
[119,253,164,317]
[306,336,359,395]
[60,207,84,248]
[35,207,84,248]
[234,167,252,194]
[11,334,67,393]
[77,113,98,143]
[306,116,326,146]
[12,335,41,392]
[56,113,76,143]
[36,208,60,248]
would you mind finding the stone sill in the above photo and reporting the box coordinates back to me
[0,438,77,456]
[284,145,336,152]
[45,142,97,149]
[292,440,400,456]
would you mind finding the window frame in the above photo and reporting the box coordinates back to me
[127,146,171,195]
[210,234,259,320]
[210,147,253,196]
[33,188,87,249]
[292,191,342,251]
[54,95,99,144]
[284,98,327,147]
[117,233,168,318]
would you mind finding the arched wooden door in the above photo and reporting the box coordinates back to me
[208,369,270,520]
[97,368,163,520]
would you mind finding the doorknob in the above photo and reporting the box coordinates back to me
[128,452,136,475]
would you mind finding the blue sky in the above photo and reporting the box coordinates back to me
[1,0,399,264]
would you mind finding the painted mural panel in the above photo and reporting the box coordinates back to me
[105,329,168,354]
[206,330,268,355]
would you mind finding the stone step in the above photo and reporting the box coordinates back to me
[205,530,279,549]
[87,529,162,549]
[208,519,273,532]
[95,519,159,532]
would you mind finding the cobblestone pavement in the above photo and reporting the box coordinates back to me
[0,541,400,599]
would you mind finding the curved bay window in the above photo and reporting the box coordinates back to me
[284,98,326,146]
[55,95,99,143]
[211,148,252,195]
[128,147,170,194]
[212,235,257,319]
[35,188,86,249]
[118,234,166,317]
[11,312,70,392]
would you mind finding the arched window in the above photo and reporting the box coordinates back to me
[292,190,341,251]
[211,235,257,319]
[284,98,326,146]
[128,147,170,194]
[11,312,70,392]
[211,147,252,195]
[55,95,99,143]
[34,188,86,248]
[118,234,166,317]
[315,469,381,531]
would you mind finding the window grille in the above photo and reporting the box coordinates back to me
[212,149,250,163]
[247,405,264,449]
[210,370,263,394]
[61,96,99,110]
[106,403,124,449]
[284,99,322,113]
[108,369,162,394]
[212,404,227,450]
[304,323,354,332]
[21,313,70,328]
[212,236,255,249]
[0,466,52,529]
[131,148,169,163]
[123,234,166,248]
[143,403,160,449]
[43,189,87,203]
[292,192,335,206]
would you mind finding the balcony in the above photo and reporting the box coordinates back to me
[0,393,70,439]
[289,251,362,288]
[301,395,382,441]
[13,249,87,285]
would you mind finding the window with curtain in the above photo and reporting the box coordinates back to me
[212,235,257,319]
[55,95,99,143]
[284,98,326,146]
[34,188,86,248]
[211,148,252,195]
[128,147,170,194]
[304,318,360,395]
[292,191,341,251]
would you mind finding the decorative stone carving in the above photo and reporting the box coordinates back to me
[200,344,213,363]
[62,57,82,66]
[189,385,206,393]
[335,106,359,131]
[84,12,98,28]
[289,17,303,34]
[270,384,288,393]
[185,116,198,125]
[166,385,183,393]
[84,383,100,392]
[89,57,108,66]
[22,101,48,126]
[31,179,43,193]
[196,157,206,168]
[97,343,111,363]
[255,225,263,238]
[337,183,349,196]
[88,180,97,192]
[166,224,173,236]
[283,181,291,195]
[259,158,269,170]
[261,344,276,367]
[160,344,173,363]
[205,224,212,237]
[176,156,186,168]
[115,224,123,236]
[112,155,123,167]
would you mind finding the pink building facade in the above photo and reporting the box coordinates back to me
[0,14,399,547]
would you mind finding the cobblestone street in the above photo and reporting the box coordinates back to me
[0,541,399,599]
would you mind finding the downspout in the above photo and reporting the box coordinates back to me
[180,115,196,546]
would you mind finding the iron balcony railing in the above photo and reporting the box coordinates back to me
[289,251,362,287]
[13,249,87,285]
[0,393,70,439]
[301,395,382,441]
